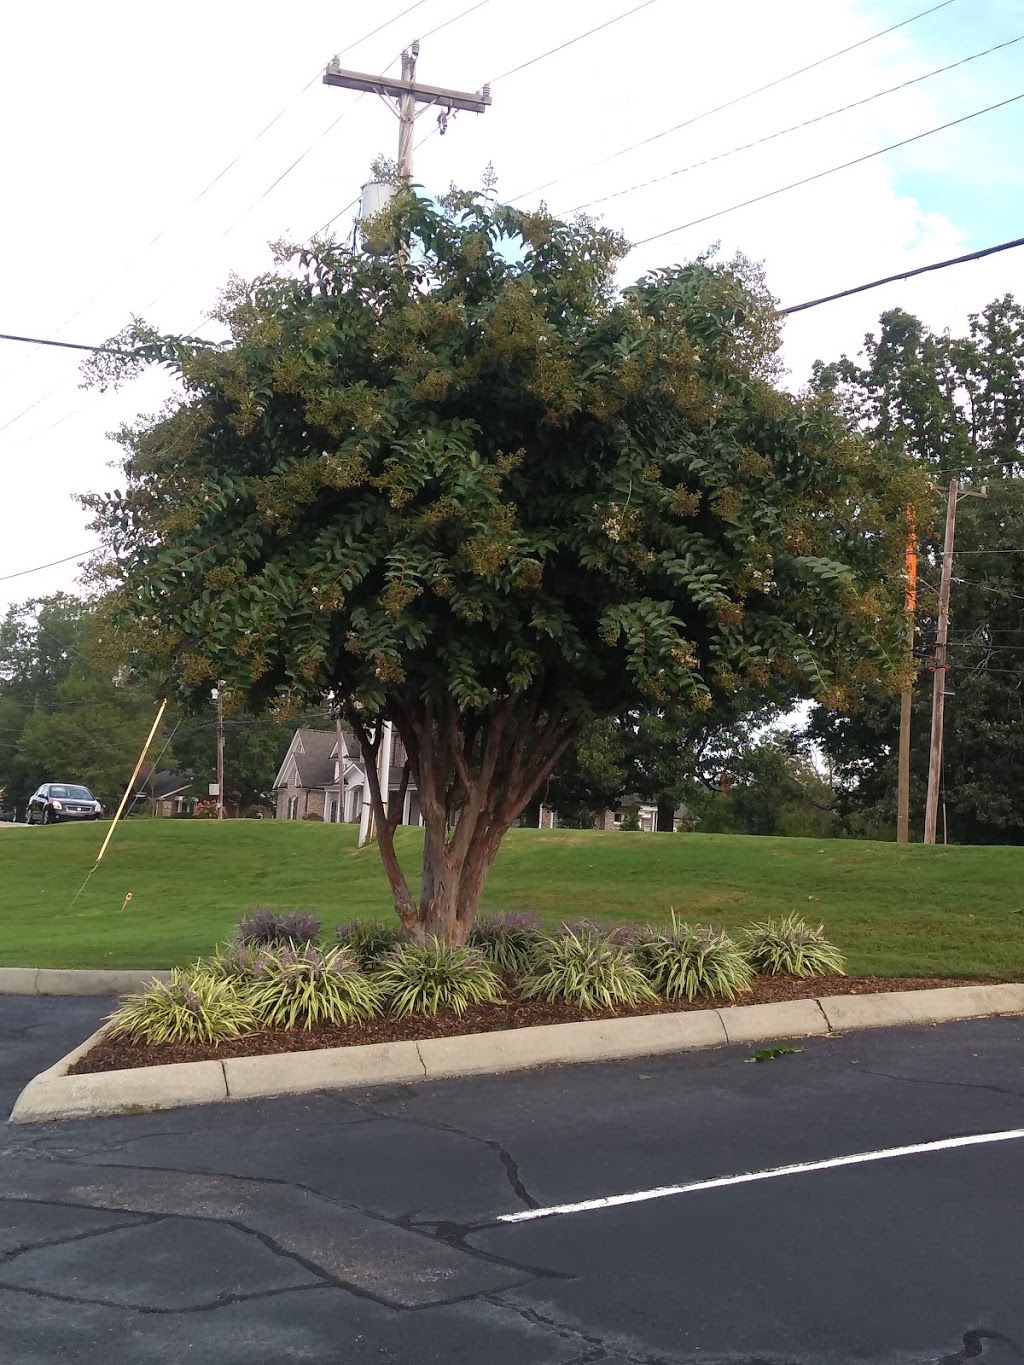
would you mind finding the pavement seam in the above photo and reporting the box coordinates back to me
[854,1065,1024,1103]
[415,1041,428,1079]
[344,1094,540,1210]
[0,1213,164,1266]
[0,1276,326,1316]
[813,997,832,1032]
[220,1059,230,1098]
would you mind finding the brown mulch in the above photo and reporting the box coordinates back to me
[69,974,988,1075]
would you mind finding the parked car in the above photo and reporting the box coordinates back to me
[25,783,103,825]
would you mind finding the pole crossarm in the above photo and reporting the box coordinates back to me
[323,62,491,113]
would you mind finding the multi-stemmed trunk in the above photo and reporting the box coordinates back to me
[353,694,576,945]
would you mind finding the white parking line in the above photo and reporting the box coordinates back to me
[497,1127,1024,1225]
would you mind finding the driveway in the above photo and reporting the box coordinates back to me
[2,994,1024,1363]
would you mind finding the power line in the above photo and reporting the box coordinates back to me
[415,0,660,157]
[780,236,1024,315]
[566,31,1023,215]
[509,0,961,204]
[0,549,101,582]
[0,1,438,440]
[0,332,128,356]
[491,0,659,83]
[631,88,1024,248]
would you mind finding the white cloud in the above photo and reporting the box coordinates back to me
[3,0,1020,609]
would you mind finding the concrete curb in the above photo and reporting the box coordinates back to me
[0,967,171,997]
[9,982,1024,1123]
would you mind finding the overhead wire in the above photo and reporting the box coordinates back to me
[779,236,1024,315]
[508,0,962,203]
[414,0,660,156]
[630,88,1024,248]
[0,0,439,439]
[565,31,1024,215]
[0,549,101,582]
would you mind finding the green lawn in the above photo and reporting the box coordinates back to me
[2,819,1023,976]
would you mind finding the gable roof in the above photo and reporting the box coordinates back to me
[273,728,339,791]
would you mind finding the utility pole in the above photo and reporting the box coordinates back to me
[334,714,343,823]
[323,42,490,184]
[215,684,225,820]
[896,514,917,844]
[923,479,986,844]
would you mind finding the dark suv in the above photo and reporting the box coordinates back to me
[26,783,103,825]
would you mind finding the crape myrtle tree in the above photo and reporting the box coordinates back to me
[83,190,916,942]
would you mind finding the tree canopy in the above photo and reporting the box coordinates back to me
[84,190,915,937]
[810,297,1024,842]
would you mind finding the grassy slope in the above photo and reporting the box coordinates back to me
[1,820,1023,975]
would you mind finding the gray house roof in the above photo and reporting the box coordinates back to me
[274,726,410,794]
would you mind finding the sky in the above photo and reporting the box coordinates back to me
[2,0,1021,614]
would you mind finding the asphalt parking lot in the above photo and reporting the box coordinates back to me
[2,994,1024,1364]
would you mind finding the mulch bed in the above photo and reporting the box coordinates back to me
[69,974,988,1075]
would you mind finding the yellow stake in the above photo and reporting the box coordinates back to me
[94,699,168,867]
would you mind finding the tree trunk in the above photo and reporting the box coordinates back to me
[369,694,578,945]
[656,798,676,833]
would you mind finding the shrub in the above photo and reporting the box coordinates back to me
[204,940,275,981]
[302,811,324,821]
[520,929,657,1011]
[556,917,606,941]
[374,940,503,1017]
[248,943,383,1029]
[192,800,218,819]
[335,919,404,968]
[469,909,544,974]
[740,914,846,978]
[635,917,753,1001]
[235,907,322,947]
[107,968,257,1045]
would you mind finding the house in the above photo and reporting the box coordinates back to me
[537,802,689,832]
[273,727,424,825]
[132,770,197,818]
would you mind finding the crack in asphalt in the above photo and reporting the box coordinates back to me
[0,1213,163,1265]
[854,1066,1024,1103]
[936,1329,1024,1362]
[485,1292,701,1364]
[344,1095,540,1210]
[0,1277,326,1315]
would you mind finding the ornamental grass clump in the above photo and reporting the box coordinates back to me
[205,940,275,981]
[635,917,753,1001]
[374,940,504,1018]
[520,928,657,1011]
[248,944,383,1029]
[740,914,846,978]
[235,907,322,947]
[107,968,257,1045]
[469,909,545,975]
[335,919,404,969]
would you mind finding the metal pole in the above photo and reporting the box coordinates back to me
[924,480,958,844]
[216,686,225,820]
[896,513,917,844]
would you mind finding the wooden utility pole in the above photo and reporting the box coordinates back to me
[215,685,225,820]
[923,480,958,845]
[335,714,343,823]
[923,480,986,843]
[323,41,490,182]
[896,515,917,843]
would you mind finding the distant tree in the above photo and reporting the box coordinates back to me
[0,593,166,811]
[810,298,1024,842]
[84,191,914,940]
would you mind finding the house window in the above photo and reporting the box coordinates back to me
[288,796,299,821]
